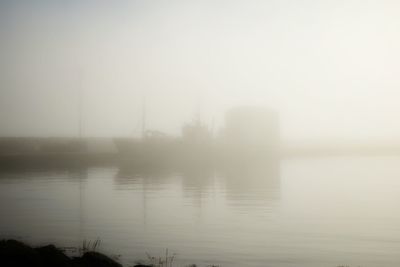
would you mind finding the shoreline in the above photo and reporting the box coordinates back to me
[0,239,167,267]
[0,239,359,267]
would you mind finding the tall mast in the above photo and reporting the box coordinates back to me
[141,95,146,138]
[195,90,203,124]
[78,70,84,138]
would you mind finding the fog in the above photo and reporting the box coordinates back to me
[1,0,400,143]
[3,2,400,266]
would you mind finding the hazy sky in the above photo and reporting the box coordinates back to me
[1,0,400,142]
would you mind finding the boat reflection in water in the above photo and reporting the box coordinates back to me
[115,156,281,208]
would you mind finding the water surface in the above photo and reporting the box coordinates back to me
[1,156,400,267]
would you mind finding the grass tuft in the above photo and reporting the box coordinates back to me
[80,238,101,255]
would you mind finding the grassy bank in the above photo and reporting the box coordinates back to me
[0,239,220,267]
[0,239,358,267]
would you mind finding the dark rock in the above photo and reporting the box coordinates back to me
[0,239,41,267]
[35,244,72,267]
[77,251,123,267]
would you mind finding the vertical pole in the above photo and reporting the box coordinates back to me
[142,95,146,138]
[78,70,84,138]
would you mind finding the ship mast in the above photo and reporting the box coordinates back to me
[75,70,85,138]
[141,95,146,138]
[78,74,83,138]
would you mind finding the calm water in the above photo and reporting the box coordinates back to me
[1,156,400,267]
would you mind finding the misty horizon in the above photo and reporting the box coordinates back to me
[2,1,400,267]
[1,0,400,143]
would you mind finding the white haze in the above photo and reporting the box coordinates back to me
[1,0,400,143]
